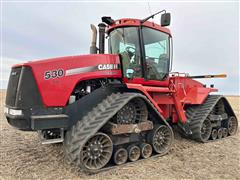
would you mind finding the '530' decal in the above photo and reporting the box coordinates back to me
[44,69,64,80]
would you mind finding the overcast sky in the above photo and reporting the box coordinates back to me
[1,1,239,95]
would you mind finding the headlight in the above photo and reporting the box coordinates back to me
[4,106,9,114]
[9,109,23,116]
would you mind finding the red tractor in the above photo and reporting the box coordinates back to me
[4,11,238,173]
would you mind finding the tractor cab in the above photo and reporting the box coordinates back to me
[108,23,171,81]
[103,12,172,85]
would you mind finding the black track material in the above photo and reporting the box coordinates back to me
[64,92,173,173]
[185,95,237,142]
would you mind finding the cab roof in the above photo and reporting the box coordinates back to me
[106,18,171,36]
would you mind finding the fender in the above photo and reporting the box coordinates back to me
[64,84,171,129]
[64,84,125,128]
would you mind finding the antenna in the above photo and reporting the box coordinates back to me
[147,2,152,15]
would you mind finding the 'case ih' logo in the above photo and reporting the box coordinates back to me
[98,64,119,70]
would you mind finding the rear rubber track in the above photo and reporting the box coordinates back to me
[185,95,237,142]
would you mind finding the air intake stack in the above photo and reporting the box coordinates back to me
[90,24,97,54]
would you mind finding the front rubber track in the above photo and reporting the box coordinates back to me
[63,92,173,173]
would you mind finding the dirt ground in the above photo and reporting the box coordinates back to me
[0,91,239,179]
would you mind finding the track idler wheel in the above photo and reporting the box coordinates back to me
[113,148,128,165]
[140,143,152,159]
[115,98,148,124]
[211,129,218,140]
[80,133,113,171]
[222,128,228,138]
[127,145,140,162]
[199,118,212,142]
[228,116,238,136]
[147,125,173,155]
[217,128,223,139]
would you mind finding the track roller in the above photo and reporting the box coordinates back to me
[127,145,140,162]
[147,125,173,154]
[228,116,238,136]
[222,128,228,138]
[217,128,223,139]
[140,143,152,159]
[211,129,218,140]
[113,148,128,165]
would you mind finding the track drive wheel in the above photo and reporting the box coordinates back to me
[80,133,113,171]
[228,116,238,136]
[147,125,173,155]
[115,98,148,124]
[113,148,128,165]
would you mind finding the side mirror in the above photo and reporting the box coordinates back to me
[161,13,171,26]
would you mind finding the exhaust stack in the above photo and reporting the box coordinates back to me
[98,23,106,54]
[90,24,97,54]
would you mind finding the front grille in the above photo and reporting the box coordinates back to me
[5,67,22,107]
[5,66,43,108]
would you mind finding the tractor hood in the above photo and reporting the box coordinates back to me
[11,54,121,107]
[13,54,120,70]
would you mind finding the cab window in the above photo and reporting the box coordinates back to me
[142,27,170,80]
[109,27,142,79]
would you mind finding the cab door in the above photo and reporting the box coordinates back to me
[141,27,171,83]
[125,27,171,87]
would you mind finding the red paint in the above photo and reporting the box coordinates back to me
[13,54,218,124]
[125,76,217,123]
[123,77,170,87]
[15,54,121,107]
[10,18,219,125]
[106,18,171,36]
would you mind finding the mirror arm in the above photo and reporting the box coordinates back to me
[169,37,173,72]
[140,9,166,24]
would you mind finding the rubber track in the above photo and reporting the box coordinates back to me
[186,95,227,142]
[64,92,173,173]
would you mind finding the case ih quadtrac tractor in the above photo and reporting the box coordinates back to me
[4,11,238,173]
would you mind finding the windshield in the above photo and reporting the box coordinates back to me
[109,27,142,78]
[109,26,171,80]
[142,27,170,80]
